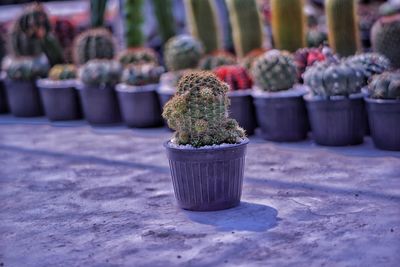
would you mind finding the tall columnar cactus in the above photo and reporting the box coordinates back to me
[123,0,144,48]
[162,71,245,147]
[371,15,400,68]
[121,64,165,86]
[73,28,115,65]
[346,53,391,80]
[270,0,306,52]
[48,64,77,80]
[198,51,236,70]
[6,56,50,81]
[251,50,297,92]
[90,0,108,28]
[294,47,326,82]
[164,35,204,71]
[214,65,252,91]
[325,0,360,57]
[151,0,176,43]
[185,0,221,53]
[78,59,122,87]
[118,47,159,66]
[368,71,400,99]
[225,0,263,58]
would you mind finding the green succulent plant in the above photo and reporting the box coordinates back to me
[118,47,159,66]
[48,64,77,80]
[368,71,400,99]
[164,35,204,71]
[346,53,391,80]
[121,64,165,86]
[78,59,122,87]
[198,51,236,70]
[6,56,49,81]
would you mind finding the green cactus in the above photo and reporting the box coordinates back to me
[371,15,400,69]
[121,64,165,86]
[307,28,327,48]
[48,64,77,80]
[16,2,51,39]
[123,0,145,48]
[326,0,360,57]
[185,0,221,53]
[162,71,245,147]
[225,0,263,58]
[78,59,122,87]
[270,0,306,52]
[6,56,50,81]
[251,50,297,92]
[368,71,400,99]
[303,61,366,98]
[10,24,42,57]
[73,28,115,65]
[346,53,391,80]
[90,0,108,28]
[198,51,236,70]
[118,47,159,66]
[151,0,176,43]
[164,35,204,71]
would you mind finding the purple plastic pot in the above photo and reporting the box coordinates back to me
[305,95,366,146]
[4,79,43,117]
[366,98,400,151]
[0,77,9,113]
[228,90,257,136]
[164,139,249,211]
[77,83,121,125]
[37,79,82,121]
[116,83,163,128]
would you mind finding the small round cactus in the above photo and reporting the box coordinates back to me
[368,71,400,99]
[118,47,159,66]
[251,50,297,92]
[48,64,77,80]
[214,65,252,91]
[346,53,391,80]
[121,64,165,86]
[241,48,268,71]
[162,71,245,147]
[78,59,122,87]
[294,48,326,82]
[6,56,50,81]
[163,35,204,71]
[16,2,51,39]
[198,51,236,70]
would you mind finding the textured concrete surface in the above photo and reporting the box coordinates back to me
[0,115,399,267]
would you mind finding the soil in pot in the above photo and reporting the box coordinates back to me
[366,98,400,151]
[229,90,257,136]
[164,139,249,211]
[305,94,366,146]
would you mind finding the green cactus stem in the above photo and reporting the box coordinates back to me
[123,0,145,48]
[91,0,108,28]
[151,0,176,43]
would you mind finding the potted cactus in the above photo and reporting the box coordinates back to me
[214,65,257,135]
[365,72,400,151]
[117,47,159,67]
[116,64,164,128]
[76,59,122,125]
[36,64,81,121]
[304,61,367,146]
[251,50,309,142]
[163,71,248,211]
[198,50,236,70]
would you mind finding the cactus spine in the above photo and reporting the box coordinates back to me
[90,0,108,28]
[326,0,360,57]
[270,0,306,52]
[151,0,176,43]
[225,0,263,58]
[123,0,145,48]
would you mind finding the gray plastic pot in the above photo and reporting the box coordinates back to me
[366,98,400,151]
[0,77,9,113]
[77,83,121,125]
[253,87,309,142]
[4,79,43,117]
[116,83,163,128]
[229,90,257,136]
[37,79,82,121]
[305,94,366,146]
[164,139,249,211]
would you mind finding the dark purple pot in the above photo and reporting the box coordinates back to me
[305,95,366,146]
[164,139,249,211]
[77,83,121,125]
[0,78,9,113]
[228,90,257,136]
[37,79,82,121]
[366,98,400,151]
[116,84,163,128]
[4,79,43,117]
[253,89,309,142]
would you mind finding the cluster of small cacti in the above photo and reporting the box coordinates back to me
[121,64,165,86]
[214,65,252,91]
[368,71,400,99]
[303,61,366,98]
[123,0,145,47]
[118,48,159,66]
[241,48,268,71]
[294,48,326,82]
[198,51,236,70]
[78,59,122,87]
[48,64,77,80]
[346,53,391,80]
[251,50,297,92]
[164,35,204,71]
[162,71,245,147]
[6,56,50,81]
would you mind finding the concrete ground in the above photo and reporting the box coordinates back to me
[0,115,399,267]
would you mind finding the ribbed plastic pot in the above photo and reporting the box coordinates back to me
[0,77,9,113]
[4,79,43,117]
[77,83,121,125]
[37,79,82,121]
[116,83,163,128]
[305,95,366,146]
[229,90,257,136]
[253,89,309,142]
[164,139,249,211]
[366,98,400,151]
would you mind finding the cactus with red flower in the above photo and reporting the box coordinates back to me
[214,65,252,91]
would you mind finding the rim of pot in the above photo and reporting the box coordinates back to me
[164,138,249,152]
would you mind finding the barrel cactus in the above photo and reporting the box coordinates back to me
[294,48,326,82]
[164,35,204,71]
[121,64,165,86]
[214,65,252,91]
[118,48,159,66]
[198,51,236,70]
[48,64,77,80]
[241,48,268,71]
[162,71,245,147]
[251,50,297,92]
[368,71,400,100]
[78,59,122,87]
[346,53,391,80]
[6,56,49,81]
